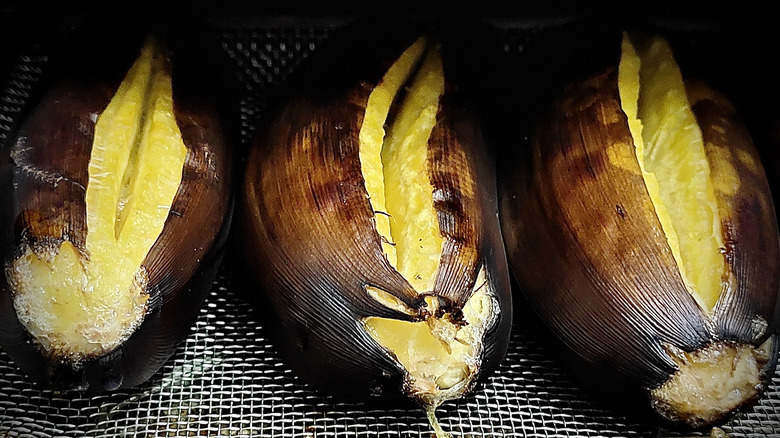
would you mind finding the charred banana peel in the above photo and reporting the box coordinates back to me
[0,29,233,391]
[241,24,511,436]
[501,31,780,428]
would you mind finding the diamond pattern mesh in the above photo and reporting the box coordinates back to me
[1,18,779,438]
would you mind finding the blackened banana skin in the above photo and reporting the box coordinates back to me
[0,18,236,391]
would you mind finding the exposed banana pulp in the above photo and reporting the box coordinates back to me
[7,38,186,360]
[381,46,444,293]
[651,339,775,424]
[364,269,491,402]
[618,33,725,312]
[358,37,427,267]
[358,39,492,408]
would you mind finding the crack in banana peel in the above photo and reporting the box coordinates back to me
[8,37,187,361]
[356,36,494,435]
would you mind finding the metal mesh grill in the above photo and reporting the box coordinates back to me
[1,18,779,438]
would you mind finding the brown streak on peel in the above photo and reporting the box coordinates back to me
[251,95,419,309]
[428,109,482,307]
[690,81,780,342]
[9,82,105,254]
[142,100,231,296]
